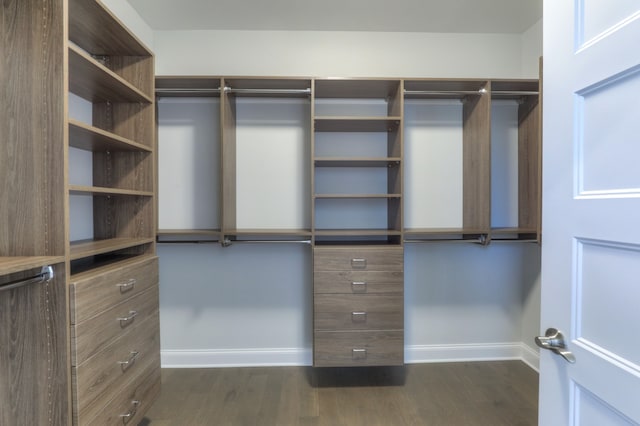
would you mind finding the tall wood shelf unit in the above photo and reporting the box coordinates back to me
[2,1,159,424]
[154,75,541,367]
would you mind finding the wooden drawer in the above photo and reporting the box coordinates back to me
[314,270,403,294]
[70,255,158,325]
[80,363,161,426]
[314,330,404,367]
[71,285,159,366]
[314,294,403,331]
[72,311,160,424]
[314,246,403,271]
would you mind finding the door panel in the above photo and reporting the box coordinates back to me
[541,0,640,424]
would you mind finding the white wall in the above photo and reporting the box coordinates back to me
[154,30,525,78]
[108,16,544,367]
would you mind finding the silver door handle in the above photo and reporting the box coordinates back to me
[535,328,576,363]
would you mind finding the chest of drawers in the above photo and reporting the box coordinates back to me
[313,246,404,367]
[69,256,160,425]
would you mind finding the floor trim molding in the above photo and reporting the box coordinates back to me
[162,343,540,369]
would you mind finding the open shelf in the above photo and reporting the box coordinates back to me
[404,79,488,99]
[315,79,402,99]
[314,117,401,132]
[68,0,151,56]
[314,157,401,167]
[0,256,66,277]
[315,193,401,199]
[69,185,153,197]
[68,44,153,103]
[69,238,155,261]
[69,120,152,152]
[156,76,222,97]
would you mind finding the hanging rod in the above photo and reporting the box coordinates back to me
[404,89,486,96]
[157,239,220,244]
[223,87,311,95]
[404,235,488,245]
[492,90,539,96]
[156,88,221,95]
[0,265,54,292]
[221,238,311,247]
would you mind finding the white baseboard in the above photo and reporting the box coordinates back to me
[162,343,540,370]
[520,343,540,372]
[161,348,312,368]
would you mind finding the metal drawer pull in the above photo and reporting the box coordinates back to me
[120,400,140,424]
[351,281,367,292]
[117,310,138,327]
[118,351,139,371]
[352,348,367,360]
[117,278,136,293]
[351,311,368,322]
[351,258,367,269]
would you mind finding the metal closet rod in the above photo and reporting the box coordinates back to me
[0,265,54,292]
[221,238,311,247]
[223,86,311,95]
[156,88,221,94]
[404,89,487,96]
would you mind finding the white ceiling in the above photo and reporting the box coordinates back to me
[126,0,542,34]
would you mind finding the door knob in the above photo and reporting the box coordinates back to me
[535,328,576,363]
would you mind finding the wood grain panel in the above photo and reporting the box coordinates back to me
[462,82,491,232]
[314,246,404,271]
[314,270,403,294]
[92,195,154,240]
[72,311,160,425]
[518,97,541,232]
[70,255,158,324]
[0,264,68,426]
[107,55,155,99]
[0,0,65,258]
[314,330,404,367]
[87,364,160,425]
[314,294,404,331]
[221,82,237,231]
[71,285,159,365]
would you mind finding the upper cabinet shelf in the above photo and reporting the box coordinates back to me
[68,0,151,56]
[68,45,153,103]
[0,256,66,277]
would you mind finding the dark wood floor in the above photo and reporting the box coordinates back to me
[139,361,538,426]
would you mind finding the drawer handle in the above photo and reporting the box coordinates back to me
[117,278,136,293]
[351,311,368,322]
[351,281,367,293]
[117,310,138,327]
[352,348,367,360]
[118,351,139,371]
[351,258,367,269]
[120,400,140,424]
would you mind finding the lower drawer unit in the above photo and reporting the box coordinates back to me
[314,294,403,331]
[87,362,161,425]
[314,330,404,367]
[314,270,403,294]
[72,311,160,425]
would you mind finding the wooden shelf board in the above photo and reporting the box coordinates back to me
[314,117,401,132]
[491,227,538,234]
[0,256,66,277]
[68,0,151,56]
[224,229,313,237]
[69,120,151,152]
[314,79,401,99]
[315,194,401,199]
[68,45,152,103]
[69,185,153,197]
[157,229,220,236]
[315,229,402,236]
[314,157,401,167]
[69,238,155,261]
[404,79,488,94]
[404,228,488,235]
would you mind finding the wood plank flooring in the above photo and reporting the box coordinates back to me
[139,361,538,426]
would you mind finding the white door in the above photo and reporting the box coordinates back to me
[540,0,640,424]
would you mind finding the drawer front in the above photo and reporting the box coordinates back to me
[79,363,161,426]
[314,271,403,294]
[314,330,404,367]
[70,255,158,324]
[71,285,159,366]
[314,247,403,271]
[72,311,160,424]
[314,294,403,331]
